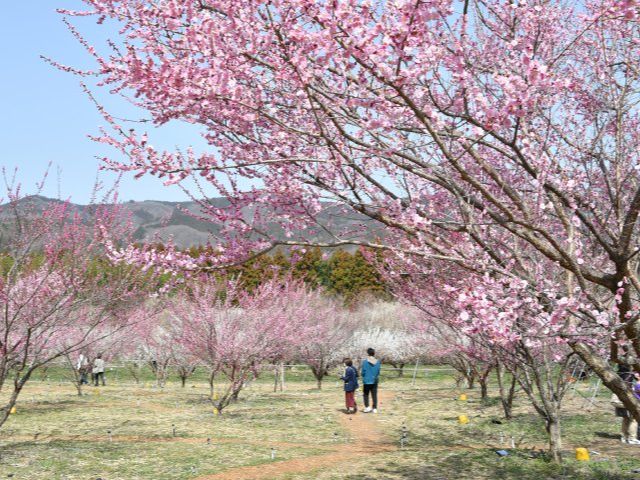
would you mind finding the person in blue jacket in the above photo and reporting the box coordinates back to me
[340,358,359,414]
[361,348,381,413]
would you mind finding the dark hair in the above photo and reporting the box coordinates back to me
[344,358,353,367]
[367,348,375,356]
[618,363,633,383]
[621,372,634,384]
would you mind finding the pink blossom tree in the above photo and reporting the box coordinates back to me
[62,0,640,420]
[453,275,584,462]
[62,320,135,396]
[389,255,591,461]
[171,278,311,413]
[292,291,352,390]
[0,185,150,427]
[133,305,201,388]
[139,310,179,388]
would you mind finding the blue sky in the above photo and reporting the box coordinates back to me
[0,1,208,203]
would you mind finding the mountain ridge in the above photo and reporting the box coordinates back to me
[2,196,379,249]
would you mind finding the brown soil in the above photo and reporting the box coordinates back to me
[194,391,396,480]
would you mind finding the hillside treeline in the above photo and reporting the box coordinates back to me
[187,247,388,304]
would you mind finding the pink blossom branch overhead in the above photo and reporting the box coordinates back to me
[59,0,640,418]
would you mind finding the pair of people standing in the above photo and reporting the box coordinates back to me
[341,348,381,414]
[76,353,106,387]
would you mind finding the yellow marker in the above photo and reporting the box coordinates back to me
[9,406,16,414]
[575,448,590,461]
[459,393,467,401]
[212,393,219,401]
[458,414,469,425]
[213,408,219,416]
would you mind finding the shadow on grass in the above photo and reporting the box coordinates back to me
[18,399,87,416]
[345,450,639,480]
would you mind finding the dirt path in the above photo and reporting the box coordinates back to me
[194,391,396,480]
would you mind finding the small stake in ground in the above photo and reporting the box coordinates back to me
[400,426,408,448]
[333,432,339,443]
[207,437,211,445]
[107,430,112,442]
[172,424,177,437]
[271,448,276,460]
[510,436,515,449]
[499,431,505,445]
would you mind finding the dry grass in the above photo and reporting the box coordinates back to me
[1,367,639,479]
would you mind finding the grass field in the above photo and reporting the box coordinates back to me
[1,365,640,479]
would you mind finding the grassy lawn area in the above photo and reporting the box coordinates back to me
[1,365,639,479]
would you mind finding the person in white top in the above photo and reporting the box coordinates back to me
[93,354,106,387]
[76,353,89,385]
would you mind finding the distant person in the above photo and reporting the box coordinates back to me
[361,348,381,413]
[93,354,106,387]
[611,366,639,445]
[76,353,89,385]
[340,358,359,414]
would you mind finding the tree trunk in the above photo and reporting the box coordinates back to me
[0,369,34,430]
[208,371,216,399]
[64,355,83,396]
[466,375,475,389]
[273,365,280,392]
[496,364,517,420]
[128,363,141,384]
[0,358,8,393]
[310,365,324,390]
[231,389,240,402]
[480,378,488,400]
[0,388,21,429]
[546,416,563,463]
